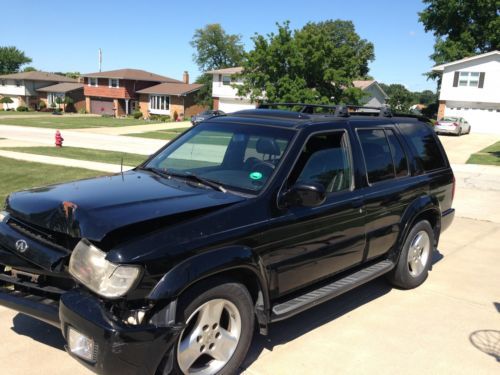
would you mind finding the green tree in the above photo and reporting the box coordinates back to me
[22,66,37,72]
[381,84,416,112]
[238,20,374,105]
[190,24,245,72]
[419,0,500,79]
[0,96,14,110]
[416,89,437,105]
[0,46,32,75]
[190,24,245,108]
[64,72,80,79]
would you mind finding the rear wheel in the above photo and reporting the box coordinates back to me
[169,280,254,375]
[387,220,435,289]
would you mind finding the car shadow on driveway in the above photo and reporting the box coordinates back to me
[11,313,65,351]
[243,277,392,369]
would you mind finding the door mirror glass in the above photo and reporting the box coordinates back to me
[283,182,326,207]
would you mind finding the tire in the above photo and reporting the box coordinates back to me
[165,279,254,375]
[387,220,435,289]
[457,128,462,136]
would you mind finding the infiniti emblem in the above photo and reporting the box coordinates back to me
[15,240,29,253]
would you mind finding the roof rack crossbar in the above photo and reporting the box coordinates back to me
[258,102,393,118]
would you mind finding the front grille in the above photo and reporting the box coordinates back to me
[7,218,76,253]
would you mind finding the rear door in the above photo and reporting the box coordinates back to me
[352,121,417,261]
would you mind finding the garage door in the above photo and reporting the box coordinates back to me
[219,98,255,113]
[90,98,114,115]
[445,105,500,134]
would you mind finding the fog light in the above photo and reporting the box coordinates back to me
[68,327,95,362]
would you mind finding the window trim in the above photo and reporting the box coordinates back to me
[277,129,355,207]
[148,94,170,114]
[108,78,119,88]
[88,77,98,87]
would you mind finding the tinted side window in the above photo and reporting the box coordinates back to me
[399,122,447,172]
[290,132,351,193]
[386,129,409,177]
[358,129,394,183]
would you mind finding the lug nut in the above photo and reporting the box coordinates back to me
[215,332,221,339]
[197,336,202,343]
[209,343,215,350]
[203,325,209,331]
[212,323,218,330]
[200,345,205,352]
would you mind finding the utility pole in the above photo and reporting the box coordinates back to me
[98,48,102,72]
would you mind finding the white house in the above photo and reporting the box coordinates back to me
[207,67,255,113]
[0,71,77,110]
[432,50,500,134]
[208,67,388,112]
[353,80,388,107]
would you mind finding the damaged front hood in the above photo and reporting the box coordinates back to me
[6,170,245,242]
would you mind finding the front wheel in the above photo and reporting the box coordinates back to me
[169,280,255,375]
[387,220,435,289]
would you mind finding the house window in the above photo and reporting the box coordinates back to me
[222,75,231,86]
[15,80,21,87]
[109,78,119,88]
[458,72,480,87]
[48,93,65,106]
[88,78,98,87]
[149,95,170,113]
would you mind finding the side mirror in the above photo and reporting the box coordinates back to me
[282,182,326,208]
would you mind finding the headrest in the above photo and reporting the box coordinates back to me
[256,138,281,156]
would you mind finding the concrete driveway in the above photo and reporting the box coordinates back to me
[0,130,499,374]
[438,132,498,164]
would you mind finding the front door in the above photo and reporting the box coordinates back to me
[259,129,366,296]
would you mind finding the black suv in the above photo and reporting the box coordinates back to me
[0,104,455,375]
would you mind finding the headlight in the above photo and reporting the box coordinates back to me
[69,239,141,298]
[0,211,8,222]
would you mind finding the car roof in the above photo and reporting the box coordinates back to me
[206,107,428,130]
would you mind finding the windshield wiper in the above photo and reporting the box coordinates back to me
[140,167,227,193]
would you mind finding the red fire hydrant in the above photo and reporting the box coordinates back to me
[55,130,64,147]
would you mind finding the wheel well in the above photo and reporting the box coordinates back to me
[412,209,441,245]
[178,268,264,308]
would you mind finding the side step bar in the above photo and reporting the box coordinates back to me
[271,260,395,322]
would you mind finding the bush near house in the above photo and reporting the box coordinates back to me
[16,106,29,112]
[132,110,143,119]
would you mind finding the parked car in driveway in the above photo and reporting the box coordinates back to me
[0,103,455,375]
[191,109,225,125]
[435,116,471,136]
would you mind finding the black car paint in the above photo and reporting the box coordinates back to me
[0,113,454,375]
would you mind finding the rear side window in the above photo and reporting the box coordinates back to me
[358,129,394,183]
[398,122,447,172]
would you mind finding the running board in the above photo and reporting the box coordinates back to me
[271,260,395,322]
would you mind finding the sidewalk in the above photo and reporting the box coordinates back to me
[0,150,134,173]
[72,121,191,135]
[0,125,166,155]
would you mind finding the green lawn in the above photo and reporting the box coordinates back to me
[127,128,188,140]
[0,157,104,204]
[1,146,148,166]
[466,141,500,166]
[0,115,161,129]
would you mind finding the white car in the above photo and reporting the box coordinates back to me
[435,117,471,136]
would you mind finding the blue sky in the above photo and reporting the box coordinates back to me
[0,0,437,92]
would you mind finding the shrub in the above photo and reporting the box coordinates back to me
[38,101,47,110]
[17,106,29,112]
[78,108,87,114]
[160,115,171,122]
[149,114,160,121]
[132,110,143,119]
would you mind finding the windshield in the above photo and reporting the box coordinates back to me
[145,122,295,194]
[441,117,458,122]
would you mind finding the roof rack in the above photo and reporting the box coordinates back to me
[257,103,393,118]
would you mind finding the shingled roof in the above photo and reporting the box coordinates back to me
[0,71,77,83]
[82,68,182,83]
[37,82,84,93]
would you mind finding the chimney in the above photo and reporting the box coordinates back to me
[183,71,189,84]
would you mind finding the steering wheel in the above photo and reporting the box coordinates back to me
[243,157,261,171]
[251,161,276,177]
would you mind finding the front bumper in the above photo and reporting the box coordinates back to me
[60,290,182,375]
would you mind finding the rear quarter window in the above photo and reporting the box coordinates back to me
[398,122,447,172]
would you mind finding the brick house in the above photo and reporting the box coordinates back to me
[0,71,77,110]
[37,83,85,112]
[136,72,204,119]
[82,69,185,116]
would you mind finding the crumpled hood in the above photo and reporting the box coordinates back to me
[6,170,244,242]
